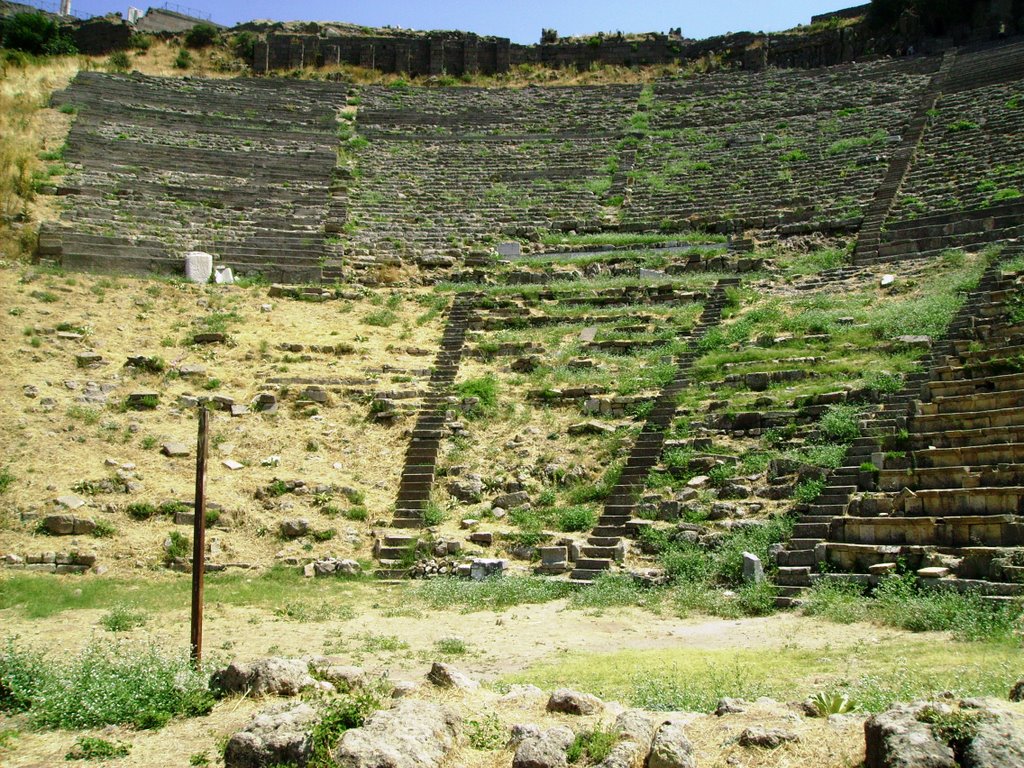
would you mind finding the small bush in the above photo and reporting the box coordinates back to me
[466,711,505,750]
[556,506,596,532]
[65,736,130,760]
[455,376,498,418]
[100,604,148,633]
[307,684,386,767]
[422,502,447,527]
[434,637,469,655]
[0,468,13,495]
[793,478,825,503]
[362,309,397,327]
[174,49,192,69]
[164,531,190,565]
[126,502,157,521]
[106,50,131,72]
[184,23,218,49]
[91,519,117,538]
[128,33,153,51]
[818,404,860,443]
[1,12,77,55]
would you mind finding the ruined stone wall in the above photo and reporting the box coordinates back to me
[253,32,511,75]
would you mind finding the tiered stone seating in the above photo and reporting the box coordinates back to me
[775,262,1024,603]
[343,86,641,266]
[874,68,1024,262]
[40,72,347,282]
[622,58,937,234]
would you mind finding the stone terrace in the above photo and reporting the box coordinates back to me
[623,58,938,234]
[342,86,641,268]
[879,70,1024,260]
[40,72,348,282]
[776,264,1024,604]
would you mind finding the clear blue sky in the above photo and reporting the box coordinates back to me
[53,1,851,44]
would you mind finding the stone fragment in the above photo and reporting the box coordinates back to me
[547,688,603,716]
[513,726,574,768]
[211,658,316,698]
[54,494,87,510]
[41,514,75,535]
[880,274,896,288]
[223,701,316,768]
[864,703,956,768]
[648,721,696,768]
[223,460,244,471]
[161,442,190,458]
[185,251,214,284]
[742,552,764,583]
[738,727,799,748]
[426,662,480,691]
[567,421,615,436]
[332,699,461,768]
[279,519,309,539]
[214,266,234,285]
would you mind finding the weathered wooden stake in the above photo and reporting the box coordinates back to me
[190,406,210,667]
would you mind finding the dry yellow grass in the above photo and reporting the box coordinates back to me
[0,268,450,571]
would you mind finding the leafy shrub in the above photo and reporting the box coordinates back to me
[0,468,13,495]
[164,531,190,565]
[556,506,596,532]
[362,309,397,327]
[126,502,157,521]
[230,31,256,59]
[0,637,213,729]
[818,404,861,443]
[422,502,447,526]
[793,478,825,503]
[307,684,386,767]
[128,33,153,50]
[107,50,131,72]
[0,12,77,55]
[466,712,505,750]
[808,691,854,716]
[184,23,218,49]
[174,48,192,69]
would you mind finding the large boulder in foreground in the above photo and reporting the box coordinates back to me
[865,699,1024,768]
[333,699,461,768]
[223,702,316,768]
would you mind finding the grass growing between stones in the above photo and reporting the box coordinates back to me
[501,636,1021,713]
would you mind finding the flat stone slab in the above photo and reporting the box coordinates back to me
[579,326,598,342]
[223,459,244,471]
[161,442,190,458]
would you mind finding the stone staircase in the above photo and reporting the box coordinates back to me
[388,296,474,533]
[852,49,957,264]
[775,260,1024,605]
[569,278,739,582]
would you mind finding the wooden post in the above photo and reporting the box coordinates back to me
[190,406,210,667]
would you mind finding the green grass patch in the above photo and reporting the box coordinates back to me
[501,635,1020,713]
[413,576,572,612]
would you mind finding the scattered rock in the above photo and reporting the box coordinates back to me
[648,721,696,768]
[742,552,764,583]
[426,662,480,691]
[568,421,616,436]
[513,726,574,768]
[599,710,655,768]
[279,519,310,539]
[54,494,87,510]
[1010,680,1024,702]
[865,702,957,768]
[715,698,746,715]
[738,726,800,748]
[333,699,461,768]
[547,688,603,716]
[161,442,190,458]
[212,658,317,698]
[223,701,316,768]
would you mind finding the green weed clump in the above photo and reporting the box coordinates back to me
[100,603,148,632]
[65,736,131,760]
[454,376,499,418]
[0,637,214,729]
[567,726,618,764]
[307,683,387,768]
